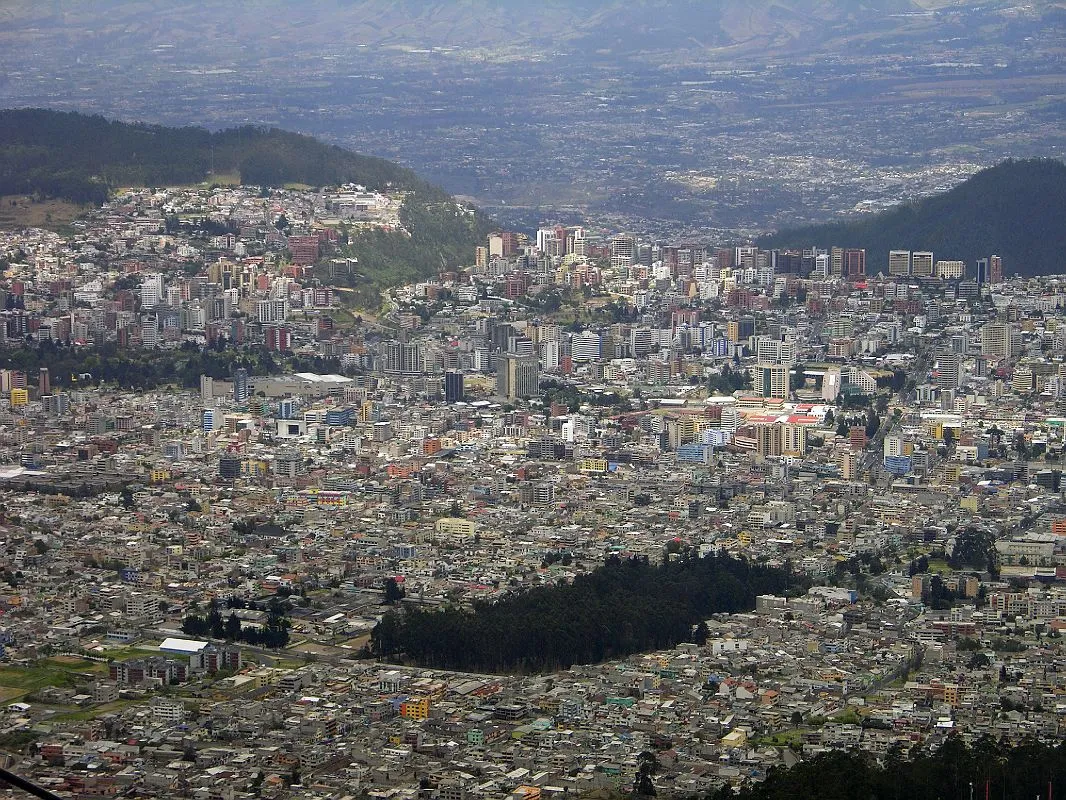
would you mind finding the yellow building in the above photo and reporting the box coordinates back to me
[435,517,476,536]
[400,697,429,721]
[10,388,28,407]
[580,458,609,474]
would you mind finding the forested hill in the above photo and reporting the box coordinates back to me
[759,158,1066,277]
[0,108,448,203]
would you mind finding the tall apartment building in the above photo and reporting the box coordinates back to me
[981,322,1019,359]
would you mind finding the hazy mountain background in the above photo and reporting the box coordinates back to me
[3,1,1063,54]
[2,0,1065,240]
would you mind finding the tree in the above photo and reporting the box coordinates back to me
[224,611,242,641]
[383,577,406,604]
[633,751,658,796]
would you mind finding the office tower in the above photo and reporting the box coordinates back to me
[888,250,912,277]
[843,248,866,280]
[445,370,465,403]
[200,375,214,402]
[753,363,791,400]
[37,367,49,397]
[232,368,249,404]
[990,255,1003,284]
[911,251,934,278]
[830,247,844,278]
[975,258,990,287]
[571,331,604,362]
[496,353,540,400]
[935,352,961,390]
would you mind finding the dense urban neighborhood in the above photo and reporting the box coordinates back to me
[1,182,1066,800]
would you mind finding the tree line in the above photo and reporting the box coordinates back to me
[370,551,805,673]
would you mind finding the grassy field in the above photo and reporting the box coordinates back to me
[0,195,88,230]
[755,729,809,747]
[0,657,108,699]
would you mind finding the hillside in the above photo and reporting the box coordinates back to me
[0,109,492,294]
[0,108,447,204]
[759,158,1066,277]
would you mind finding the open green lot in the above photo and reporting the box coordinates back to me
[0,658,108,699]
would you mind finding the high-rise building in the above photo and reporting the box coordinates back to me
[265,326,291,352]
[975,258,990,287]
[232,368,250,404]
[990,254,1003,284]
[139,273,164,309]
[843,248,866,280]
[445,370,464,403]
[911,251,934,278]
[42,393,69,416]
[888,250,912,277]
[37,367,49,397]
[935,352,961,390]
[753,363,790,400]
[200,375,214,402]
[571,332,604,362]
[830,247,844,278]
[219,454,241,481]
[936,260,966,280]
[610,234,636,269]
[981,322,1018,359]
[496,354,540,400]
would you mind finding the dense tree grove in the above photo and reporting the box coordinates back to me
[181,597,291,649]
[370,552,804,673]
[711,737,1066,800]
[760,158,1066,277]
[0,340,283,391]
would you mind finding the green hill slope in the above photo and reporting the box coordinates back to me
[0,108,445,203]
[759,158,1066,277]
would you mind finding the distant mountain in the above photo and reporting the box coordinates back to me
[4,0,1064,56]
[758,158,1066,277]
[0,108,447,204]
